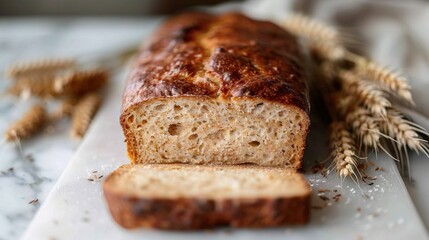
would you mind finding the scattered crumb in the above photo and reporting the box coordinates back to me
[333,194,341,202]
[318,189,330,193]
[28,199,38,204]
[82,217,90,222]
[319,195,330,201]
[92,170,98,173]
[87,173,103,182]
[357,207,362,212]
[311,204,327,210]
[333,189,338,193]
[375,167,385,172]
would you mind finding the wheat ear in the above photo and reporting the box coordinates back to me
[345,107,382,151]
[346,53,414,105]
[384,109,429,156]
[4,104,47,142]
[329,122,361,179]
[6,75,57,99]
[54,69,108,96]
[70,93,101,139]
[339,71,391,117]
[6,58,75,79]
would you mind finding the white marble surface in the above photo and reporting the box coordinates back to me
[0,17,161,240]
[1,0,429,239]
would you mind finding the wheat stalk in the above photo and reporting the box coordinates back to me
[6,58,75,79]
[54,69,108,96]
[329,122,360,179]
[345,53,414,105]
[339,71,391,117]
[4,104,47,142]
[70,93,101,139]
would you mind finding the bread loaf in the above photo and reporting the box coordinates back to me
[103,164,310,229]
[120,12,310,168]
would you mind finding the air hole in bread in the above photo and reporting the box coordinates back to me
[127,115,134,123]
[248,141,260,147]
[168,124,182,135]
[252,103,264,114]
[174,105,182,111]
[191,127,198,132]
[188,134,198,140]
[201,105,209,112]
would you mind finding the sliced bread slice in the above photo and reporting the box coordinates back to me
[103,164,310,230]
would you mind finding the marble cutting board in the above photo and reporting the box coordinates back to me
[20,65,428,240]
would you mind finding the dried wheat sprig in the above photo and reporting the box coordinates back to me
[339,71,391,117]
[54,69,108,96]
[282,14,342,44]
[6,58,75,79]
[384,109,429,157]
[70,93,101,139]
[329,122,361,179]
[345,53,414,105]
[6,75,57,98]
[4,104,47,142]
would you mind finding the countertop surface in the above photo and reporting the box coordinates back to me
[1,3,429,238]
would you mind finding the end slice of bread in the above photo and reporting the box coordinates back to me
[103,164,310,230]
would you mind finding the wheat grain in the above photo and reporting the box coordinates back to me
[6,58,75,79]
[4,104,47,142]
[54,69,108,96]
[339,71,391,117]
[6,75,57,98]
[70,93,101,139]
[329,122,360,179]
[345,107,382,150]
[346,53,414,105]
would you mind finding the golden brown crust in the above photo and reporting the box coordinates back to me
[103,165,310,230]
[121,12,309,115]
